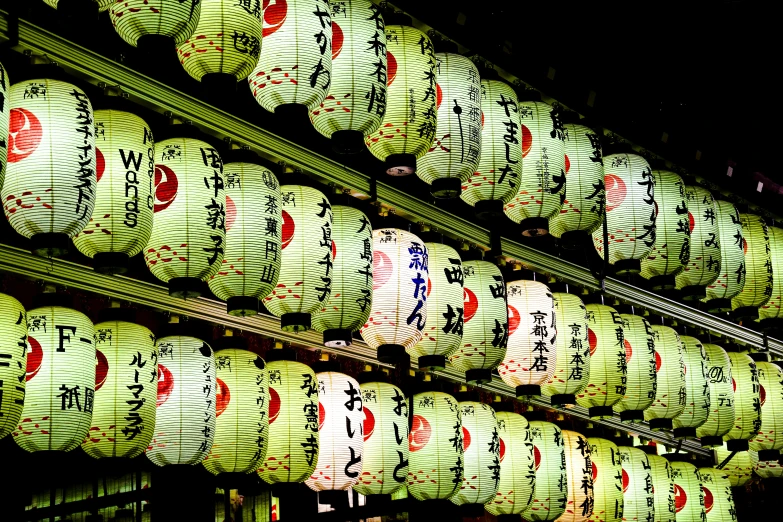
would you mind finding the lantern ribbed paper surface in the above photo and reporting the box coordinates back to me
[82,320,157,459]
[724,351,761,449]
[409,242,463,368]
[144,138,225,296]
[759,226,783,321]
[354,380,408,496]
[311,205,373,346]
[14,303,95,452]
[750,450,783,478]
[306,371,364,492]
[110,0,201,47]
[697,344,735,446]
[310,1,387,143]
[407,391,463,501]
[675,186,721,297]
[364,24,437,175]
[263,185,333,332]
[449,261,507,383]
[617,447,653,522]
[643,325,685,430]
[0,293,26,440]
[543,292,590,404]
[207,161,281,316]
[249,0,332,112]
[258,359,319,484]
[3,78,96,256]
[522,420,567,521]
[713,444,752,486]
[592,154,655,274]
[560,430,593,522]
[731,214,771,317]
[640,170,689,285]
[450,402,499,507]
[587,438,623,522]
[0,61,9,185]
[705,201,745,310]
[504,101,565,235]
[646,452,676,522]
[499,280,556,396]
[672,335,710,438]
[73,109,154,271]
[202,348,268,475]
[612,314,656,422]
[670,461,705,521]
[576,304,627,419]
[485,411,535,517]
[697,468,737,522]
[549,123,604,240]
[146,335,215,466]
[416,54,481,197]
[749,361,783,457]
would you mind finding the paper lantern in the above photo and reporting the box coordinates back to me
[759,226,783,327]
[110,0,201,47]
[612,313,656,423]
[306,371,364,492]
[731,214,772,320]
[672,335,710,438]
[484,410,535,517]
[504,101,566,236]
[669,461,705,521]
[409,241,463,369]
[13,295,95,452]
[543,292,590,406]
[449,401,499,509]
[723,351,761,451]
[713,444,752,487]
[354,378,408,496]
[749,360,783,460]
[460,79,521,218]
[416,53,482,198]
[549,123,605,244]
[587,438,623,522]
[144,136,226,298]
[643,325,686,430]
[82,314,157,459]
[640,170,690,289]
[522,420,567,521]
[407,391,463,501]
[262,184,334,332]
[499,278,556,397]
[0,61,9,185]
[592,154,655,274]
[364,22,437,175]
[697,468,737,522]
[696,344,735,447]
[202,342,269,475]
[675,186,721,300]
[310,0,388,153]
[0,293,26,440]
[560,430,593,522]
[750,450,783,478]
[449,260,508,384]
[704,201,745,312]
[360,228,428,363]
[311,204,373,346]
[146,334,216,466]
[2,77,96,257]
[641,449,676,522]
[72,109,154,274]
[576,303,627,419]
[258,355,319,484]
[616,447,653,522]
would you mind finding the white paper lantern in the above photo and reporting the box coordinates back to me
[644,325,686,430]
[587,437,623,522]
[759,226,783,327]
[749,360,783,460]
[675,186,722,301]
[704,200,746,312]
[641,449,676,522]
[698,467,738,522]
[0,61,10,187]
[543,291,590,406]
[723,351,761,451]
[612,313,656,423]
[714,444,752,487]
[731,214,772,320]
[110,0,201,47]
[669,460,705,521]
[672,335,710,439]
[697,343,736,447]
[560,430,594,522]
[750,449,783,478]
[523,420,567,521]
[617,446,654,522]
[484,410,536,517]
[0,293,26,440]
[450,401,500,509]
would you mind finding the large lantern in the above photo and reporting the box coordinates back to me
[669,460,705,522]
[0,61,10,194]
[110,0,201,48]
[504,100,566,237]
[713,444,752,487]
[640,170,690,290]
[0,293,26,440]
[759,226,783,329]
[543,290,590,407]
[207,151,281,316]
[82,310,157,459]
[416,53,482,198]
[311,203,373,347]
[3,76,96,257]
[560,430,593,522]
[748,359,783,460]
[675,186,721,301]
[587,437,623,522]
[460,78,522,219]
[697,467,737,522]
[704,201,746,312]
[360,228,428,363]
[672,334,710,439]
[723,351,761,451]
[13,294,95,452]
[499,276,556,397]
[643,324,686,430]
[592,153,655,275]
[144,136,225,298]
[73,108,154,274]
[407,390,463,501]
[450,401,500,513]
[731,214,772,321]
[750,450,783,478]
[576,302,627,419]
[249,0,332,115]
[364,22,436,175]
[310,0,388,154]
[637,447,676,522]
[522,420,567,521]
[202,338,269,475]
[146,330,216,466]
[612,311,656,423]
[449,260,508,384]
[696,344,735,447]
[617,446,653,522]
[262,184,334,332]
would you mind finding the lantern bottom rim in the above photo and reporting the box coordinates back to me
[588,406,615,419]
[497,515,525,522]
[168,277,204,299]
[323,328,353,348]
[458,503,487,518]
[202,72,239,94]
[732,306,760,322]
[331,130,365,155]
[30,232,71,258]
[385,154,416,176]
[759,317,783,333]
[269,482,302,498]
[280,313,311,332]
[317,489,351,509]
[430,177,462,199]
[519,217,549,238]
[726,438,750,452]
[648,418,673,431]
[648,274,676,291]
[56,0,99,18]
[613,259,641,275]
[361,493,392,507]
[227,296,260,317]
[474,199,505,222]
[619,409,645,422]
[699,436,724,448]
[679,284,707,301]
[465,369,493,385]
[515,385,541,398]
[673,427,697,439]
[93,252,130,274]
[558,230,590,250]
[418,355,446,370]
[757,449,781,461]
[550,393,576,406]
[705,297,733,313]
[377,344,408,364]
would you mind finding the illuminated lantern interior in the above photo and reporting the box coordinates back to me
[759,225,783,330]
[669,459,706,522]
[587,437,623,522]
[749,360,783,461]
[0,60,9,191]
[110,0,202,50]
[637,447,676,522]
[544,290,590,406]
[643,324,685,431]
[750,449,783,478]
[612,311,656,423]
[675,186,721,302]
[713,444,752,487]
[484,408,535,517]
[672,334,710,439]
[697,467,737,522]
[617,446,653,522]
[731,214,771,321]
[696,343,735,448]
[704,200,746,313]
[0,292,27,440]
[522,420,567,521]
[723,351,760,451]
[560,430,593,522]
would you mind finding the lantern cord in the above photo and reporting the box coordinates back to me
[716,450,737,470]
[674,439,683,453]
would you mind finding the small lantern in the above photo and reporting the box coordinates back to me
[696,344,735,447]
[588,437,623,522]
[639,448,677,522]
[697,467,737,522]
[675,186,721,301]
[704,201,746,312]
[669,461,705,521]
[612,312,656,423]
[672,335,710,439]
[713,444,752,487]
[450,401,500,513]
[560,430,593,522]
[110,0,201,48]
[643,324,686,430]
[543,291,590,407]
[731,214,772,321]
[522,421,567,521]
[759,226,783,329]
[749,360,783,460]
[750,450,783,478]
[617,446,653,522]
[0,293,27,440]
[0,61,10,195]
[723,351,761,451]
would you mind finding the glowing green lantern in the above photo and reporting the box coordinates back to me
[110,0,201,48]
[617,446,653,522]
[522,420,567,521]
[672,335,710,439]
[759,226,783,329]
[560,430,594,522]
[731,214,771,321]
[750,449,783,478]
[713,444,752,487]
[644,325,685,430]
[543,291,590,406]
[450,402,500,510]
[612,312,656,423]
[675,186,721,300]
[697,467,737,522]
[637,447,676,522]
[704,201,745,312]
[670,460,705,521]
[0,292,26,440]
[484,410,535,517]
[748,360,783,460]
[697,344,735,447]
[723,351,761,451]
[587,437,623,522]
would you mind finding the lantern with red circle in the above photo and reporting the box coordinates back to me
[544,290,590,406]
[484,409,535,518]
[612,312,656,423]
[748,359,783,460]
[637,446,676,522]
[723,351,761,451]
[750,449,783,478]
[560,430,593,522]
[759,225,783,328]
[697,343,736,447]
[450,401,499,512]
[0,292,26,440]
[617,446,653,522]
[672,334,710,439]
[675,186,721,301]
[522,421,567,521]
[669,460,705,522]
[704,201,746,312]
[643,324,686,430]
[697,467,737,522]
[0,61,9,186]
[713,444,752,487]
[731,214,771,321]
[110,0,201,49]
[587,437,623,522]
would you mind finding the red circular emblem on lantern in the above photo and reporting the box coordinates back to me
[153,164,178,213]
[95,147,105,183]
[318,402,326,431]
[688,212,696,234]
[7,108,43,163]
[499,437,506,462]
[262,0,287,38]
[331,21,344,60]
[703,485,714,513]
[521,125,532,158]
[760,384,767,407]
[591,461,598,482]
[621,469,629,493]
[674,484,687,513]
[436,84,443,110]
[95,349,109,391]
[156,364,174,407]
[331,239,337,261]
[655,351,662,373]
[588,328,598,357]
[269,386,281,424]
[624,339,633,362]
[363,406,375,442]
[605,174,627,212]
[409,414,431,452]
[373,250,393,289]
[281,209,294,249]
[533,445,541,471]
[462,426,471,452]
[463,288,478,323]
[743,237,748,254]
[25,335,43,382]
[216,377,231,417]
[387,51,398,87]
[564,154,571,174]
[732,377,736,392]
[225,195,237,232]
[507,305,520,336]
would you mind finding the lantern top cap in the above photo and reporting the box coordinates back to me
[97,307,138,324]
[266,347,298,362]
[313,359,342,373]
[357,370,389,385]
[635,445,659,456]
[386,12,414,27]
[212,335,249,351]
[32,292,74,309]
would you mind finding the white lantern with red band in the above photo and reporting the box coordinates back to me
[364,19,437,176]
[360,228,428,364]
[560,430,594,522]
[262,183,334,332]
[484,407,535,517]
[723,351,761,451]
[543,289,590,407]
[617,446,653,522]
[416,52,482,199]
[310,0,387,154]
[713,444,752,486]
[612,311,656,423]
[587,437,623,522]
[669,459,706,521]
[704,200,746,313]
[82,309,157,459]
[143,133,226,299]
[672,334,710,439]
[110,0,201,49]
[674,186,722,301]
[697,467,737,522]
[591,153,656,275]
[0,292,26,440]
[749,359,783,461]
[2,74,96,257]
[750,449,783,478]
[637,446,676,522]
[0,61,9,188]
[522,420,567,521]
[643,324,686,430]
[697,343,736,447]
[731,214,771,321]
[759,225,783,330]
